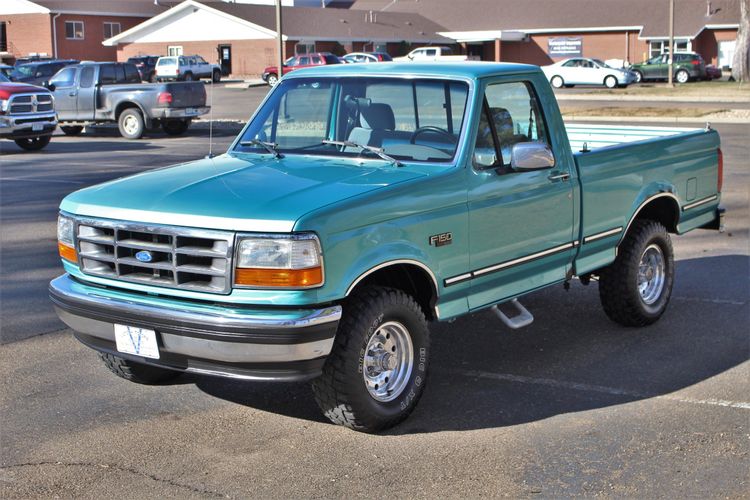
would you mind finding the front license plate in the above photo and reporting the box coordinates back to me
[32,123,43,131]
[185,108,198,116]
[114,324,160,359]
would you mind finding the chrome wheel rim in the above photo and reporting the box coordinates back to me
[362,321,414,402]
[122,115,139,135]
[638,244,665,305]
[268,76,278,86]
[676,71,688,83]
[606,77,616,88]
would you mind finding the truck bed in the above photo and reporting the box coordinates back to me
[565,123,704,152]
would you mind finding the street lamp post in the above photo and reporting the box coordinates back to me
[668,0,675,86]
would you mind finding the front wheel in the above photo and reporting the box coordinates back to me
[14,135,51,151]
[675,69,690,84]
[598,220,674,326]
[604,75,618,88]
[312,286,430,432]
[266,73,278,87]
[633,70,643,83]
[550,75,564,88]
[98,352,180,384]
[212,70,221,83]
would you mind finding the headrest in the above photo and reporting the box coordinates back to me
[490,107,513,135]
[360,103,396,130]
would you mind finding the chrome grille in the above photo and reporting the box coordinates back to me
[9,93,54,114]
[74,217,235,294]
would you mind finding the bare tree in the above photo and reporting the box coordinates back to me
[732,0,750,81]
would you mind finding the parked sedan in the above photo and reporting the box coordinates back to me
[261,52,341,86]
[342,52,393,64]
[704,64,723,80]
[542,58,635,89]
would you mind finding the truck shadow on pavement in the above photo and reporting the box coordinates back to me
[192,253,749,434]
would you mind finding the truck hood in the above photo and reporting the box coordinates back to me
[60,153,425,232]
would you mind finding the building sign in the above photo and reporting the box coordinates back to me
[548,37,582,57]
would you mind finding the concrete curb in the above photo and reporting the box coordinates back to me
[555,93,750,103]
[223,80,267,89]
[563,115,749,124]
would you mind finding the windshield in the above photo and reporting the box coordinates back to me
[10,65,35,78]
[0,73,9,83]
[593,59,610,68]
[234,77,470,164]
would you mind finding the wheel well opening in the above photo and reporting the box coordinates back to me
[632,196,679,233]
[350,264,437,321]
[115,102,141,120]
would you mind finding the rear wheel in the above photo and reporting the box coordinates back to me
[98,352,180,385]
[312,286,430,432]
[598,220,674,326]
[604,75,618,88]
[183,72,194,82]
[212,69,221,83]
[633,70,643,83]
[118,108,145,139]
[675,69,690,84]
[60,125,83,136]
[14,135,51,151]
[550,75,564,88]
[162,119,190,136]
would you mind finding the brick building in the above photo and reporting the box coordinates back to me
[0,0,165,63]
[102,0,452,77]
[351,0,741,68]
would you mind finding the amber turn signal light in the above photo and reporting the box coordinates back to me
[58,242,77,263]
[235,267,323,288]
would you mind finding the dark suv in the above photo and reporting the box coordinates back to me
[630,52,706,84]
[10,60,79,87]
[126,55,160,82]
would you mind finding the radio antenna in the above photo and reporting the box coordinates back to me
[206,70,215,159]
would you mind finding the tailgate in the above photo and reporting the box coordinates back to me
[163,82,207,108]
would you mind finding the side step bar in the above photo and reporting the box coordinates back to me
[492,299,534,329]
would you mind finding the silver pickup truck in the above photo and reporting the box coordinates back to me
[46,62,209,139]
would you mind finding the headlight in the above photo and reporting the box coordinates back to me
[57,214,77,262]
[234,234,323,288]
[0,99,8,114]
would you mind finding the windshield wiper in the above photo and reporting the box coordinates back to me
[322,140,402,167]
[239,139,283,158]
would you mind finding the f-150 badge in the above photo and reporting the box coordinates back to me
[429,232,452,247]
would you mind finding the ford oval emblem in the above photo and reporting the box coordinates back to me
[135,250,153,263]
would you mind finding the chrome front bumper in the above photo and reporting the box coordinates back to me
[49,274,341,381]
[0,111,57,138]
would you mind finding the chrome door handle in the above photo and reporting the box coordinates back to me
[548,172,571,182]
[68,91,77,97]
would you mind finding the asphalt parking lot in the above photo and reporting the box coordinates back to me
[0,95,748,496]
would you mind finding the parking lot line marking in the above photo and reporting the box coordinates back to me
[458,370,750,410]
[0,177,85,185]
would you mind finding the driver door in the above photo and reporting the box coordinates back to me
[466,79,576,310]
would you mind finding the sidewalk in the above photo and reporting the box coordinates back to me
[556,93,750,103]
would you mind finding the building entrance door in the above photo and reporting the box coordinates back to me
[218,44,232,76]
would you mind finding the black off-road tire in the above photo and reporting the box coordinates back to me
[162,119,190,136]
[312,286,430,433]
[60,125,84,136]
[598,220,674,327]
[14,135,51,151]
[117,108,145,139]
[98,352,180,385]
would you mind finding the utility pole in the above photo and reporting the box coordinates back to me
[276,0,284,83]
[667,0,675,86]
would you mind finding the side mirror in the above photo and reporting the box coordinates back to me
[44,82,55,91]
[511,142,555,171]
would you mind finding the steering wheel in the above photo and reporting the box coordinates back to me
[409,126,457,145]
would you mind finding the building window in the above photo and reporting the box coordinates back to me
[168,46,183,56]
[1,22,7,52]
[65,21,84,40]
[649,39,691,58]
[295,42,315,55]
[103,22,121,40]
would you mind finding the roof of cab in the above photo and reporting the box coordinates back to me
[285,61,540,80]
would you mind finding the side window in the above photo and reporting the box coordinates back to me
[562,60,578,67]
[99,64,116,84]
[79,66,95,88]
[299,57,310,65]
[473,81,549,171]
[311,56,322,64]
[50,67,77,87]
[124,64,140,83]
[425,49,437,57]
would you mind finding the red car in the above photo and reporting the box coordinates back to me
[262,52,341,86]
[0,75,57,151]
[704,64,723,80]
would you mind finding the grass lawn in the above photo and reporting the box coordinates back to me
[561,106,727,118]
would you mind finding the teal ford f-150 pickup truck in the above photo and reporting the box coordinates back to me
[50,62,724,432]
